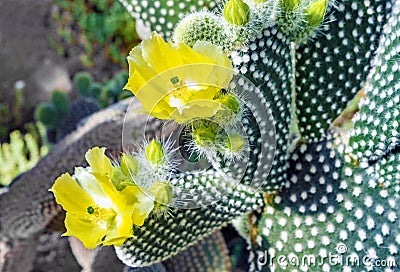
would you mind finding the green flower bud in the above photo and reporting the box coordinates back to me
[149,181,173,206]
[306,0,327,27]
[217,94,240,114]
[282,0,300,11]
[111,166,135,191]
[224,133,245,152]
[145,139,165,165]
[120,153,140,176]
[223,0,251,26]
[192,124,217,147]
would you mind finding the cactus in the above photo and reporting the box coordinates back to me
[117,0,217,40]
[74,72,93,97]
[35,103,61,130]
[55,97,101,142]
[51,90,71,119]
[0,123,49,187]
[41,0,400,270]
[35,90,71,131]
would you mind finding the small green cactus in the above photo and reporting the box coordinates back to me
[35,103,60,130]
[51,90,71,119]
[0,124,49,187]
[34,90,71,132]
[35,70,133,142]
[74,72,93,97]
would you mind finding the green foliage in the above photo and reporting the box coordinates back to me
[0,123,49,187]
[50,0,141,66]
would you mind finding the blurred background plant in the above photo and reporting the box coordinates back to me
[34,70,132,143]
[0,0,139,188]
[72,70,131,108]
[0,81,26,141]
[49,0,141,67]
[0,122,50,187]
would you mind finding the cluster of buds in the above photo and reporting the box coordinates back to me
[187,90,248,161]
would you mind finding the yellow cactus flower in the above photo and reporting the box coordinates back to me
[125,32,234,123]
[49,147,155,249]
[85,146,113,178]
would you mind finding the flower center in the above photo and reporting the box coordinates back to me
[170,87,192,102]
[86,205,116,224]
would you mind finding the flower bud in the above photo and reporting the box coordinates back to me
[224,133,245,152]
[149,181,173,206]
[120,153,139,176]
[306,0,327,27]
[145,139,165,165]
[192,124,217,147]
[217,94,240,114]
[282,0,300,11]
[223,0,251,26]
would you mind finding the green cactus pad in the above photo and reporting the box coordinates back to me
[350,4,400,161]
[234,27,293,192]
[295,0,393,141]
[118,0,217,40]
[74,72,93,96]
[163,231,231,271]
[124,263,167,272]
[115,171,263,267]
[51,90,70,119]
[249,134,399,271]
[35,103,60,130]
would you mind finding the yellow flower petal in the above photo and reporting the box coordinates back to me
[141,32,185,71]
[92,173,128,210]
[122,185,154,226]
[85,147,113,178]
[62,212,107,249]
[50,173,94,213]
[73,167,112,208]
[103,213,133,246]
